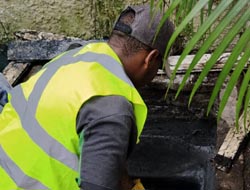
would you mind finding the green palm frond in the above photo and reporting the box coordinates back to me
[175,0,242,99]
[243,86,250,127]
[217,42,250,123]
[210,28,250,119]
[153,0,250,128]
[162,0,209,60]
[189,9,250,106]
[208,28,250,117]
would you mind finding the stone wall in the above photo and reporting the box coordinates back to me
[1,0,242,54]
[0,0,147,43]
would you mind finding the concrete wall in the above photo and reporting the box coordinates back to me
[0,0,147,43]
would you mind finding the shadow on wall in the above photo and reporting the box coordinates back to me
[0,45,7,72]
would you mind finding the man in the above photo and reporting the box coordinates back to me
[0,4,174,190]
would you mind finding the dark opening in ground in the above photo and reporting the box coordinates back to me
[142,177,200,190]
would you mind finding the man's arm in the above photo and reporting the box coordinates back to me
[76,95,137,190]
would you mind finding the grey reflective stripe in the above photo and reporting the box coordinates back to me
[10,85,78,171]
[9,45,132,176]
[28,49,134,113]
[0,146,48,189]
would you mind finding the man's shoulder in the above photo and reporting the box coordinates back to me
[76,95,135,132]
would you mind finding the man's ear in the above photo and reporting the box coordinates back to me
[144,49,160,69]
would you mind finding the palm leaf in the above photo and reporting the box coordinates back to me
[175,0,248,98]
[162,0,209,60]
[208,0,214,15]
[236,66,250,130]
[243,86,250,128]
[174,0,186,25]
[161,0,210,92]
[152,0,250,128]
[217,43,250,123]
[154,0,183,45]
[207,28,250,116]
[174,0,240,99]
[189,9,250,106]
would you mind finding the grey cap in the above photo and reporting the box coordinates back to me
[113,4,174,77]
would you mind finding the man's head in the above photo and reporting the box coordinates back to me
[108,4,174,88]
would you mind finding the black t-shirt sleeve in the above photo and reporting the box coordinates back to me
[76,95,137,190]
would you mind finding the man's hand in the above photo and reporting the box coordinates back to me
[119,169,145,190]
[131,179,145,190]
[120,169,134,190]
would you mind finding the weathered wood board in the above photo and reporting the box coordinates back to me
[215,111,250,172]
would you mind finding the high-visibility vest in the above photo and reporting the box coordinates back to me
[0,42,147,190]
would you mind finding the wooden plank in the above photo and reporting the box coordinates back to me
[215,110,250,172]
[2,61,31,85]
[152,53,249,91]
[167,53,250,74]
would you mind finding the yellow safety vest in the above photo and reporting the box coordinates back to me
[0,42,147,190]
